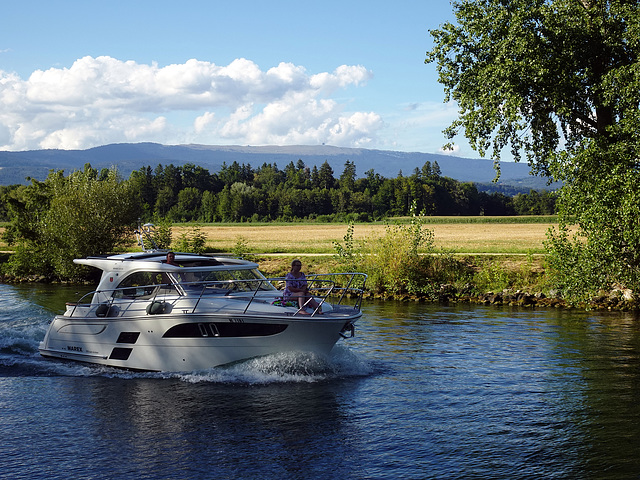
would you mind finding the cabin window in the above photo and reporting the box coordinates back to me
[113,272,178,299]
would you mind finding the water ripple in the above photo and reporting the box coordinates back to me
[2,285,640,479]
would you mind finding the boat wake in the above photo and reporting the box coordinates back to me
[175,346,373,384]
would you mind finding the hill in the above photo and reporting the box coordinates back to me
[0,143,557,192]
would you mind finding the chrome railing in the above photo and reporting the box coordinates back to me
[64,273,367,318]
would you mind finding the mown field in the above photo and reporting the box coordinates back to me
[0,217,558,255]
[173,217,558,255]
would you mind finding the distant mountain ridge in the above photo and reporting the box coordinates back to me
[0,143,556,192]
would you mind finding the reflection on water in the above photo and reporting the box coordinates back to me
[1,283,640,479]
[85,378,361,479]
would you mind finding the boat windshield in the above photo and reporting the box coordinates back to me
[184,268,277,292]
[112,268,276,299]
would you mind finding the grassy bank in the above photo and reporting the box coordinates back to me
[254,253,548,298]
[179,219,632,310]
[6,217,618,309]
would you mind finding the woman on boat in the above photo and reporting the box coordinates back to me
[284,259,321,314]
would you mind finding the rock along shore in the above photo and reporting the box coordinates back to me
[361,288,640,312]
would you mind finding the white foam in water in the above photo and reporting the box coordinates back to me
[178,346,373,384]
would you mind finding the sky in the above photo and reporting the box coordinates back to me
[0,0,475,157]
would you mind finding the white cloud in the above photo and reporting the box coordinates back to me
[310,65,371,92]
[194,111,215,134]
[216,87,382,148]
[0,56,380,150]
[372,100,481,158]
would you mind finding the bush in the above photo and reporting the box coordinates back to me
[332,202,476,297]
[150,219,173,250]
[333,223,361,271]
[472,261,512,293]
[173,225,207,254]
[333,203,435,296]
[363,220,433,295]
[2,166,139,280]
[544,225,608,302]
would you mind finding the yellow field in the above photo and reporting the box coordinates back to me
[174,222,556,254]
[0,221,558,255]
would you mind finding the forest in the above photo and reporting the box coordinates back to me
[137,159,557,222]
[0,159,556,223]
[0,159,554,224]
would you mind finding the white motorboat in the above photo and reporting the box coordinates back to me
[39,250,366,372]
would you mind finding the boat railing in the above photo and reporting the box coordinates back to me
[260,272,367,316]
[64,272,367,318]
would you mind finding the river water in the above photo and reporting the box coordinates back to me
[1,283,639,479]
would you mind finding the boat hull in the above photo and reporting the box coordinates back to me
[39,311,360,372]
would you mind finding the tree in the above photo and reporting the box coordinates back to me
[228,182,257,221]
[129,166,156,219]
[200,190,217,222]
[169,187,202,222]
[284,161,300,188]
[159,164,183,197]
[154,186,176,217]
[339,160,357,191]
[426,0,640,300]
[253,162,284,189]
[0,185,21,221]
[219,161,243,186]
[421,161,432,178]
[432,161,441,178]
[315,161,335,190]
[363,168,383,195]
[2,166,140,279]
[181,163,216,192]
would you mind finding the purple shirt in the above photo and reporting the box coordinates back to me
[284,272,307,299]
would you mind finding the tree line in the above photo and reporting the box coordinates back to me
[119,159,556,223]
[0,159,557,225]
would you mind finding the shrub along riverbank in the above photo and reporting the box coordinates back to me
[254,253,637,312]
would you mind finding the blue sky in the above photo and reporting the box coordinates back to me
[0,1,474,157]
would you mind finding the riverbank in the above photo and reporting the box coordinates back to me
[1,217,635,312]
[361,289,640,312]
[1,251,637,311]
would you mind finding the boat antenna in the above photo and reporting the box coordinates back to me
[135,221,159,252]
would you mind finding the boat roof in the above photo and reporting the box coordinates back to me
[74,251,260,272]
